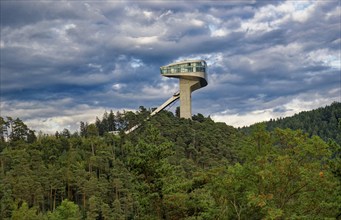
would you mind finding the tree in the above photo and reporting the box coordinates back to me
[87,124,99,137]
[246,102,341,146]
[175,107,180,118]
[192,113,205,123]
[8,118,36,143]
[61,128,71,139]
[48,199,81,220]
[0,116,8,142]
[80,121,88,137]
[11,202,44,220]
[210,128,340,219]
[1,107,340,219]
[101,111,109,133]
[0,179,14,219]
[126,124,174,218]
[108,110,116,132]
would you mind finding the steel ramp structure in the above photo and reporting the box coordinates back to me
[124,92,180,134]
[150,92,180,117]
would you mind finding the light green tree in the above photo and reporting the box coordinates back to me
[11,202,44,220]
[48,199,81,220]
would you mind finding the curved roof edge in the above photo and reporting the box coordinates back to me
[161,59,206,68]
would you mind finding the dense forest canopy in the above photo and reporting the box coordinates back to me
[243,102,341,145]
[0,102,340,219]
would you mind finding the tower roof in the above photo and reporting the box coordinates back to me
[160,59,208,87]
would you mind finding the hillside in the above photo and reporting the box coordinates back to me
[243,102,341,145]
[0,108,340,219]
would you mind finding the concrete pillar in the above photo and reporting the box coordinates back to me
[179,78,200,119]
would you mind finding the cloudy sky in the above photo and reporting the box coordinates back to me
[1,0,340,133]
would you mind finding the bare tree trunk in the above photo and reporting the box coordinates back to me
[53,189,56,211]
[50,187,53,210]
[83,192,86,209]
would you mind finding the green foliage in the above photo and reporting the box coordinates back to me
[0,116,36,143]
[86,124,98,137]
[1,104,340,219]
[11,202,44,220]
[48,199,81,220]
[210,127,340,219]
[246,102,341,145]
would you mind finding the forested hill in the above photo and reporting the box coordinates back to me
[242,102,341,145]
[0,108,340,219]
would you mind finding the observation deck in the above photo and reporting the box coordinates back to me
[160,60,208,119]
[160,60,208,88]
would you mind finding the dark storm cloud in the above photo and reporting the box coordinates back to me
[1,1,77,27]
[1,0,340,131]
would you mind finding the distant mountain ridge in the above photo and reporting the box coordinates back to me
[244,102,341,145]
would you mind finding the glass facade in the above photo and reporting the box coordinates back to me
[160,61,206,75]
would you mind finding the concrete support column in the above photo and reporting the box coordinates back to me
[179,78,200,119]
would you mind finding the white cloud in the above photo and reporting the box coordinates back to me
[1,1,339,134]
[291,1,315,23]
[191,19,204,27]
[133,36,159,45]
[143,10,154,19]
[239,1,317,34]
[0,99,127,134]
[141,80,179,99]
[211,28,229,37]
[307,49,341,70]
[212,109,278,128]
[112,83,126,90]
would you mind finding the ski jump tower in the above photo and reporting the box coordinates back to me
[160,60,208,119]
[125,60,207,134]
